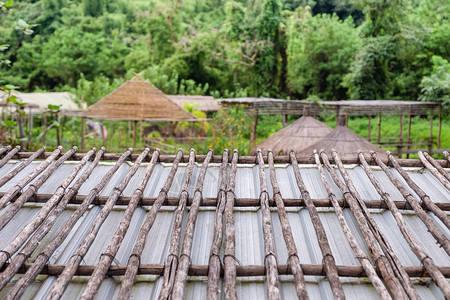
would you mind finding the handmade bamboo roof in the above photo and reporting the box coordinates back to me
[167,95,218,112]
[0,91,80,113]
[83,79,196,121]
[251,107,333,155]
[0,146,449,299]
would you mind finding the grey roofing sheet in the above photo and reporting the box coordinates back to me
[0,157,449,299]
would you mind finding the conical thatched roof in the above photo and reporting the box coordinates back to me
[84,79,195,121]
[300,125,388,162]
[252,116,333,155]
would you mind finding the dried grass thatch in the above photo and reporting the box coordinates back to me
[168,95,218,112]
[251,116,333,155]
[84,80,195,121]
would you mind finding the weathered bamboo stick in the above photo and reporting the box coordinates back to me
[157,149,196,300]
[268,151,310,299]
[223,150,239,300]
[0,146,62,209]
[418,151,450,189]
[444,151,450,163]
[387,151,450,230]
[422,151,450,182]
[0,146,77,230]
[80,149,160,300]
[332,150,420,300]
[319,150,407,300]
[371,151,450,255]
[5,192,450,211]
[0,148,105,290]
[0,146,46,188]
[119,148,185,300]
[359,151,450,298]
[256,149,280,300]
[0,145,12,156]
[0,148,95,269]
[312,150,391,300]
[0,145,20,169]
[206,149,229,300]
[171,149,213,299]
[45,148,149,300]
[5,148,132,300]
[4,262,449,278]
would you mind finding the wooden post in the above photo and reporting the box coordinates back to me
[250,108,258,150]
[282,103,287,128]
[368,115,372,141]
[133,120,138,148]
[335,106,340,127]
[438,106,442,150]
[81,117,86,152]
[43,112,47,144]
[407,106,412,159]
[140,121,144,147]
[27,107,32,147]
[56,113,61,146]
[377,114,381,143]
[429,108,433,153]
[399,109,404,158]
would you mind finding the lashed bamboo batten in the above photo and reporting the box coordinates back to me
[319,150,407,300]
[157,150,196,300]
[0,148,95,269]
[387,151,450,230]
[223,150,239,300]
[418,151,450,189]
[0,146,46,188]
[119,148,185,300]
[206,149,229,300]
[0,145,20,169]
[312,150,391,300]
[422,151,450,182]
[0,146,62,209]
[45,148,149,300]
[0,145,12,156]
[358,151,450,298]
[269,151,309,300]
[0,146,77,230]
[0,148,105,290]
[5,148,131,300]
[80,149,161,300]
[371,151,450,255]
[171,149,214,300]
[256,149,281,300]
[331,150,420,300]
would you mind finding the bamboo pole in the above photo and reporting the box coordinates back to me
[319,150,407,300]
[358,151,450,298]
[80,149,161,300]
[0,148,104,290]
[0,146,46,188]
[206,149,229,300]
[331,150,419,300]
[407,106,412,158]
[312,150,391,300]
[399,109,404,158]
[0,145,20,169]
[119,149,185,300]
[270,151,309,299]
[0,146,62,209]
[438,106,442,150]
[5,148,132,300]
[45,148,149,300]
[418,151,450,189]
[256,149,280,300]
[0,146,77,230]
[371,151,450,255]
[3,262,449,279]
[0,148,95,269]
[377,114,381,143]
[422,151,450,182]
[444,151,450,164]
[0,145,12,156]
[223,150,239,300]
[157,149,196,300]
[81,117,85,152]
[387,151,450,230]
[289,150,341,299]
[171,149,213,299]
[368,115,372,141]
[429,108,434,153]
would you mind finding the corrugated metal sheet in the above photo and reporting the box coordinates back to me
[0,159,449,300]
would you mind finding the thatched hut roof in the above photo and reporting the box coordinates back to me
[168,95,218,112]
[252,116,333,155]
[84,80,195,121]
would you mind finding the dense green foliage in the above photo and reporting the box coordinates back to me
[1,0,449,105]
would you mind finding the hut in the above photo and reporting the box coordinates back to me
[251,106,332,155]
[0,146,449,299]
[167,95,218,115]
[300,114,389,162]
